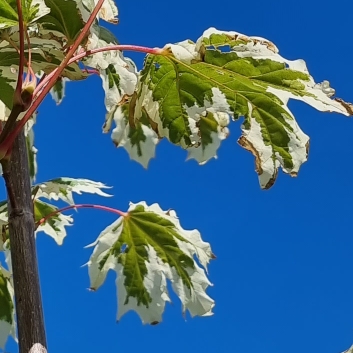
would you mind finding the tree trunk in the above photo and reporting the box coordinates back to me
[3,131,47,353]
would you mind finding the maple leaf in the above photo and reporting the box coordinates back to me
[74,0,118,23]
[34,199,73,245]
[123,28,353,188]
[0,0,50,29]
[32,177,111,244]
[0,265,15,349]
[87,201,215,324]
[34,177,111,205]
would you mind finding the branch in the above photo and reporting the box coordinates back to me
[7,131,47,353]
[34,44,161,97]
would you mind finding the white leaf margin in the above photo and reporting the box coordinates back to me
[239,101,309,189]
[74,0,118,23]
[35,177,112,205]
[29,0,51,24]
[0,263,16,350]
[111,107,159,168]
[197,27,353,116]
[86,201,214,324]
[35,208,74,246]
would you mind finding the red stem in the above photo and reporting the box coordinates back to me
[37,204,127,227]
[68,45,162,64]
[34,44,161,97]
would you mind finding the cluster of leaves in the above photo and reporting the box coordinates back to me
[0,177,214,348]
[0,1,218,348]
[1,0,353,350]
[1,0,350,189]
[91,28,353,188]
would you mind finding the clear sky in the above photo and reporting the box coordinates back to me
[4,0,353,352]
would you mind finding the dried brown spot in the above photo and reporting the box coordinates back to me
[147,115,159,136]
[305,140,310,157]
[229,33,277,53]
[99,7,119,24]
[118,94,130,106]
[160,47,173,57]
[238,136,277,190]
[198,45,206,62]
[150,321,159,326]
[254,39,277,53]
[264,175,276,190]
[238,136,263,175]
[233,34,249,42]
[108,18,119,24]
[335,98,353,116]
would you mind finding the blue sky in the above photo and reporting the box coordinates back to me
[5,0,353,352]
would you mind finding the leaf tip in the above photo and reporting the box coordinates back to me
[334,98,353,116]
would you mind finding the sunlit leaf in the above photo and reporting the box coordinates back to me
[75,0,118,23]
[0,0,50,29]
[133,27,353,188]
[0,76,14,112]
[0,265,15,349]
[34,177,111,205]
[0,48,87,86]
[83,25,137,115]
[34,199,73,245]
[87,201,215,324]
[49,77,68,105]
[111,104,159,168]
[37,0,84,45]
[22,0,51,25]
[30,177,111,244]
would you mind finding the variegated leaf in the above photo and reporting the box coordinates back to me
[83,25,137,117]
[111,105,159,168]
[0,265,15,349]
[49,77,68,105]
[130,27,353,188]
[87,202,215,324]
[37,0,84,45]
[0,178,112,245]
[34,177,111,205]
[34,199,73,245]
[0,0,50,29]
[74,0,118,23]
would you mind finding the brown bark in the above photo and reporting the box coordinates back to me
[3,130,47,353]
